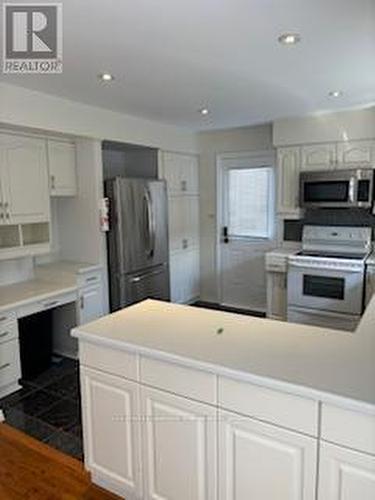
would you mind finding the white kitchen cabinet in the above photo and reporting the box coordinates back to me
[318,441,375,500]
[161,152,199,196]
[78,282,104,325]
[0,134,50,225]
[266,271,287,320]
[277,147,302,218]
[0,311,21,398]
[337,140,375,168]
[219,409,317,500]
[80,367,142,499]
[170,248,200,304]
[47,140,77,196]
[141,386,217,500]
[168,196,199,253]
[301,143,337,171]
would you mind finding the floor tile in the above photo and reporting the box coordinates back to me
[24,358,78,388]
[4,408,57,442]
[39,398,81,431]
[44,371,80,399]
[12,389,61,417]
[0,385,36,409]
[68,423,83,440]
[45,430,83,460]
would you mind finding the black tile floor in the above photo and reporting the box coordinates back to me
[0,356,83,460]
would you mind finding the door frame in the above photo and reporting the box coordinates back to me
[216,150,276,306]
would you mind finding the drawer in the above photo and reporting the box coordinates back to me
[321,403,375,455]
[77,270,102,288]
[0,339,21,389]
[17,291,76,318]
[140,356,216,405]
[0,320,18,344]
[79,342,138,381]
[218,376,318,436]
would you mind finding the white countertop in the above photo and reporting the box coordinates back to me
[0,261,101,313]
[73,295,375,413]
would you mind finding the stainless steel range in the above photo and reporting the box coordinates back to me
[288,226,373,331]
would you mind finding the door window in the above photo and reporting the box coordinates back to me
[227,167,274,239]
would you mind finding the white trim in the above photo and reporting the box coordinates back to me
[216,150,276,305]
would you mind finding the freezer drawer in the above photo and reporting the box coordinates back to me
[112,264,170,310]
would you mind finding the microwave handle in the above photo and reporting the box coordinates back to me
[349,177,356,204]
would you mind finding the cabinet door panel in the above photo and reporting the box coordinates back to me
[141,387,216,500]
[78,284,104,325]
[162,152,199,195]
[277,147,301,217]
[219,409,317,500]
[319,442,375,500]
[48,140,77,196]
[80,367,142,498]
[266,271,287,320]
[301,144,336,170]
[337,140,375,167]
[170,249,200,304]
[1,136,49,224]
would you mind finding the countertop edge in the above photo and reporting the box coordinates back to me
[72,327,375,416]
[0,285,77,314]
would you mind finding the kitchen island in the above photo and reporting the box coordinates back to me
[72,297,375,500]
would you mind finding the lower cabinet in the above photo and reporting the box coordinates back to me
[80,368,143,499]
[318,442,375,500]
[170,249,200,304]
[219,409,317,500]
[141,386,217,500]
[266,271,287,320]
[77,283,104,325]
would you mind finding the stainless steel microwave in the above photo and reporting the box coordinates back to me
[300,168,374,209]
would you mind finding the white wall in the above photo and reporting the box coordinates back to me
[273,107,375,146]
[197,124,274,302]
[0,82,198,153]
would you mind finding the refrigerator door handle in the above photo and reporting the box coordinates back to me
[129,266,165,283]
[143,189,153,258]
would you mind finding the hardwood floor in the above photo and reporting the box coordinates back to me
[0,423,120,499]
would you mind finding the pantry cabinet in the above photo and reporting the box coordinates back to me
[160,151,200,304]
[301,143,336,170]
[141,386,217,500]
[47,140,77,196]
[318,442,375,500]
[277,147,302,218]
[0,134,50,225]
[80,367,142,499]
[219,409,317,500]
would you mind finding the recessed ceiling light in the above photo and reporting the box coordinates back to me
[329,90,343,98]
[199,108,209,116]
[98,73,114,82]
[278,33,301,45]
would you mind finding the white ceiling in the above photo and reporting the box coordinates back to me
[1,0,375,130]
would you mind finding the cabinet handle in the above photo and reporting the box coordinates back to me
[0,316,7,322]
[85,276,98,283]
[51,175,55,190]
[0,363,10,371]
[182,238,188,249]
[181,180,187,192]
[80,296,84,309]
[42,300,59,308]
[0,332,9,339]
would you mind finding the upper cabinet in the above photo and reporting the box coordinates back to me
[161,152,199,196]
[47,140,77,196]
[301,143,336,171]
[0,134,50,225]
[277,147,302,218]
[336,140,375,168]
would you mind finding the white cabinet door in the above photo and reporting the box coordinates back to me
[219,409,317,500]
[47,140,77,196]
[80,367,142,499]
[169,197,200,253]
[277,147,301,217]
[318,442,375,500]
[170,249,200,304]
[337,140,375,168]
[161,152,199,195]
[78,284,104,325]
[301,144,337,171]
[0,134,50,225]
[266,271,287,320]
[141,386,216,500]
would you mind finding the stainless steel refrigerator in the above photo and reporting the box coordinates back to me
[105,177,170,311]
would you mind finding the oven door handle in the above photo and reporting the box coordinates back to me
[288,262,364,273]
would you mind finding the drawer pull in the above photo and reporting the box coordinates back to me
[0,363,10,371]
[0,316,8,322]
[85,276,98,283]
[0,332,9,339]
[42,300,59,308]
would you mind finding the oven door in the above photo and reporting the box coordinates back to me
[287,262,364,315]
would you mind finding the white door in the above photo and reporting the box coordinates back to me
[301,144,337,170]
[80,367,142,499]
[47,140,77,196]
[141,386,217,500]
[318,442,375,500]
[0,135,50,224]
[219,409,317,500]
[219,154,276,311]
[78,284,104,325]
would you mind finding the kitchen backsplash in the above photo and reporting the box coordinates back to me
[284,209,375,241]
